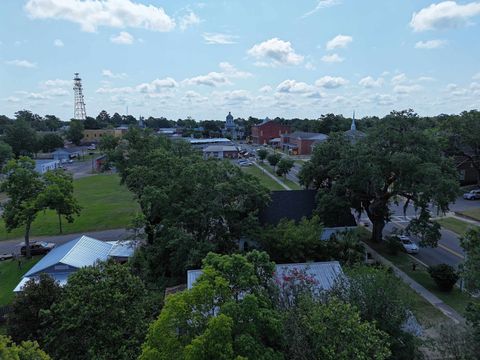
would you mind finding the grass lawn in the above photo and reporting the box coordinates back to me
[459,208,480,222]
[258,163,302,190]
[0,256,42,306]
[0,174,139,241]
[436,217,478,235]
[241,165,284,191]
[365,238,478,316]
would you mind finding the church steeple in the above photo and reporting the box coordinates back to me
[351,111,357,131]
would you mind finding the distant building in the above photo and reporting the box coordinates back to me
[14,235,137,292]
[188,137,233,150]
[82,127,128,143]
[35,159,60,174]
[251,118,291,145]
[281,131,328,155]
[52,148,81,162]
[203,145,239,159]
[187,261,344,292]
[344,113,365,144]
[222,112,244,140]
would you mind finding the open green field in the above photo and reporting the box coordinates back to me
[241,165,284,191]
[458,208,480,222]
[436,217,479,235]
[0,256,42,306]
[0,174,139,240]
[258,163,302,190]
[365,237,478,317]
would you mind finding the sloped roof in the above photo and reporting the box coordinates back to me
[25,236,112,277]
[203,145,238,152]
[187,261,343,291]
[282,131,328,141]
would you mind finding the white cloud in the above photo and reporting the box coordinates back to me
[183,63,251,87]
[410,1,480,31]
[305,62,316,70]
[276,80,316,94]
[315,76,348,89]
[102,69,127,79]
[110,31,134,44]
[393,84,422,94]
[24,0,175,33]
[321,53,344,63]
[3,96,20,103]
[301,0,341,18]
[215,90,252,105]
[259,85,272,93]
[136,77,178,93]
[359,76,384,88]
[391,73,407,85]
[43,79,70,87]
[179,11,201,30]
[96,86,134,94]
[53,38,64,47]
[44,88,69,96]
[415,39,446,49]
[247,38,304,66]
[371,93,395,106]
[326,34,352,50]
[473,72,480,80]
[183,90,208,103]
[5,59,37,68]
[202,32,238,45]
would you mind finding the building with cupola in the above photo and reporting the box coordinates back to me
[222,111,244,139]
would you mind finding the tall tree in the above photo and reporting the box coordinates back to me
[43,261,149,360]
[66,120,84,145]
[1,157,45,258]
[96,110,111,127]
[267,153,282,170]
[276,157,294,178]
[7,274,63,344]
[257,148,268,163]
[111,112,122,126]
[44,115,62,131]
[37,170,81,234]
[4,120,38,157]
[0,336,51,360]
[0,141,13,171]
[40,133,64,153]
[300,110,459,243]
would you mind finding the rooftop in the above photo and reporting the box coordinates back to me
[282,131,328,141]
[189,138,232,144]
[203,145,238,152]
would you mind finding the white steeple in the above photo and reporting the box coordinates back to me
[351,111,357,131]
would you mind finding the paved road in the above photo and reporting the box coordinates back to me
[0,228,131,255]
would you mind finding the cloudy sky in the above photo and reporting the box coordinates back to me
[0,0,479,121]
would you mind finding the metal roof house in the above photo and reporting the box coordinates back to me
[187,261,344,292]
[52,148,81,162]
[34,159,60,174]
[14,235,136,292]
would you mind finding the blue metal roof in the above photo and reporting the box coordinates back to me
[25,236,112,277]
[187,261,344,291]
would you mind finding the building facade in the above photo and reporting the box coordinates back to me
[203,145,239,159]
[281,131,328,155]
[82,127,128,143]
[251,119,291,145]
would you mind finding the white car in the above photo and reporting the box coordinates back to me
[398,235,419,254]
[463,189,480,200]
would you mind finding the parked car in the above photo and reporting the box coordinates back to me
[20,241,56,256]
[463,189,480,200]
[87,144,96,150]
[0,253,13,261]
[398,235,419,254]
[238,160,253,167]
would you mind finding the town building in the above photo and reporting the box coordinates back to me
[188,137,233,150]
[82,127,128,143]
[35,159,60,174]
[281,131,328,155]
[222,112,244,140]
[344,113,366,144]
[187,261,344,292]
[14,235,136,292]
[251,118,291,145]
[203,145,239,159]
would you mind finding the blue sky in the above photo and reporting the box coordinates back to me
[0,0,479,121]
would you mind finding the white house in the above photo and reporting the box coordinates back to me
[34,159,60,174]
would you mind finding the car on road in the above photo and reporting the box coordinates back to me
[463,189,480,200]
[87,144,96,150]
[398,235,419,254]
[20,241,56,256]
[238,160,253,167]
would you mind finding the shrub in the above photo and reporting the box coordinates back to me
[385,235,403,255]
[428,264,459,292]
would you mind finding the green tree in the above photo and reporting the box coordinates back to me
[43,261,148,360]
[267,153,282,170]
[66,120,84,145]
[428,263,459,292]
[257,148,268,163]
[1,157,45,258]
[139,251,284,360]
[111,112,122,126]
[0,141,13,171]
[40,133,64,153]
[331,266,421,359]
[0,114,13,134]
[300,110,459,243]
[37,170,81,233]
[460,227,480,291]
[83,116,101,130]
[283,297,390,360]
[4,120,38,157]
[96,110,111,127]
[44,115,62,132]
[7,274,62,344]
[276,157,294,178]
[0,336,51,360]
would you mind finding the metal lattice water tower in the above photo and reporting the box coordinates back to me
[73,73,87,120]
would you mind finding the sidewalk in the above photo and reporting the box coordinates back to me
[364,243,465,325]
[253,162,290,190]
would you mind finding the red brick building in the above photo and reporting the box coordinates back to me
[281,131,328,155]
[251,120,291,145]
